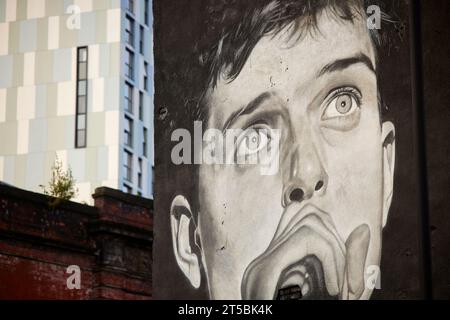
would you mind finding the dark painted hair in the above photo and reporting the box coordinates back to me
[156,0,392,210]
[157,1,394,144]
[199,0,381,88]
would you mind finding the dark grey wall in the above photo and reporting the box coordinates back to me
[421,0,450,300]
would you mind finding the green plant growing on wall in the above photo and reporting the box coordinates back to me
[40,156,78,207]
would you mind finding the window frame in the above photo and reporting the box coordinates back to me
[143,61,148,91]
[144,0,149,26]
[124,150,133,183]
[139,25,144,54]
[138,158,143,189]
[125,82,134,114]
[125,49,135,80]
[124,116,134,148]
[139,91,144,121]
[123,184,133,194]
[125,15,135,47]
[143,127,148,157]
[127,0,135,15]
[75,47,88,149]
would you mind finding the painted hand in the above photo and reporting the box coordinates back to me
[240,203,370,300]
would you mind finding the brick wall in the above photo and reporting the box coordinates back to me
[0,184,153,300]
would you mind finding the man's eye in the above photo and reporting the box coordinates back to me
[236,125,272,158]
[321,88,362,120]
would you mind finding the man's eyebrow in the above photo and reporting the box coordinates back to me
[317,53,375,77]
[222,92,272,132]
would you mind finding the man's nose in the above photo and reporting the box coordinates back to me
[282,134,328,207]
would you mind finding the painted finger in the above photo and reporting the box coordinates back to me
[241,224,341,299]
[345,224,370,300]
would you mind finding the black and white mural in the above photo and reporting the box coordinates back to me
[154,0,423,300]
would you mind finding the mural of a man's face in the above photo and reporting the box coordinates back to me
[170,10,396,300]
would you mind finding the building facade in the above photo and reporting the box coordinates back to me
[0,0,154,204]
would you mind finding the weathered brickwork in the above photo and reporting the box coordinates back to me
[0,184,153,300]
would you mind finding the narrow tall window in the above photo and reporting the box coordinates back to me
[124,150,133,183]
[143,127,148,157]
[125,16,135,47]
[125,116,133,148]
[144,61,148,91]
[144,0,149,26]
[125,82,133,113]
[152,166,155,196]
[139,91,144,121]
[127,0,134,14]
[138,158,143,189]
[125,49,134,80]
[76,47,88,148]
[123,184,132,194]
[139,26,144,54]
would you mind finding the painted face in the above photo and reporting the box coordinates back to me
[193,12,395,300]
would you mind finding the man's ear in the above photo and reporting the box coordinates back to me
[381,121,396,228]
[170,195,201,288]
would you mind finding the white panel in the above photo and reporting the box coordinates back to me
[17,120,29,155]
[57,81,75,116]
[102,180,118,189]
[67,149,86,181]
[0,156,3,180]
[0,89,5,122]
[73,0,93,13]
[88,44,99,79]
[48,16,60,50]
[25,153,44,190]
[19,19,37,53]
[2,156,14,184]
[107,145,119,181]
[97,146,108,181]
[92,78,104,112]
[71,47,77,82]
[107,9,121,43]
[73,182,91,204]
[0,23,9,55]
[55,149,68,171]
[104,110,119,145]
[5,0,16,22]
[17,86,36,120]
[27,0,46,19]
[23,52,35,86]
